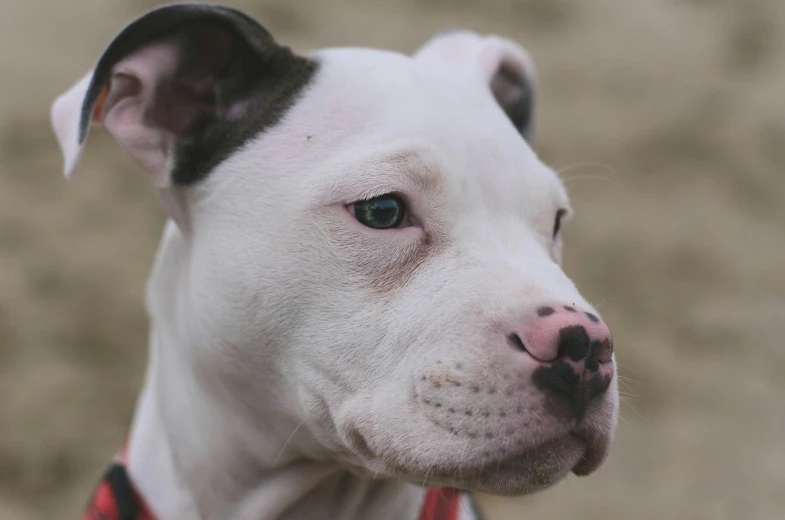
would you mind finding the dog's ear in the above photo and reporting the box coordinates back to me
[413,31,536,143]
[51,3,315,190]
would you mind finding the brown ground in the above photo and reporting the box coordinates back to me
[1,0,784,518]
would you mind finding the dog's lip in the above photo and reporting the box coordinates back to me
[479,433,582,471]
[570,430,609,476]
[384,433,583,480]
[351,426,611,488]
[376,433,587,495]
[467,430,607,478]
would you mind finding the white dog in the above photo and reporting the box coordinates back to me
[51,4,618,520]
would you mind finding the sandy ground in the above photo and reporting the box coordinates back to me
[1,0,783,518]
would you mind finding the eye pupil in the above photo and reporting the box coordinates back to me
[354,195,406,229]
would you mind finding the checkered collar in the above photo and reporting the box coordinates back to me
[83,450,477,520]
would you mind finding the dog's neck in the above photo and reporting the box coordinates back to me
[124,223,425,520]
[125,351,422,520]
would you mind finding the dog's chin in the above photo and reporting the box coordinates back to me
[367,433,607,496]
[422,434,584,496]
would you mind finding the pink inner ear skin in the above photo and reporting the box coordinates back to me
[102,73,142,121]
[97,38,220,182]
[99,43,180,183]
[91,87,108,124]
[154,79,218,135]
[52,4,318,233]
[101,30,241,149]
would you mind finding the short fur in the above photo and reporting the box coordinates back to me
[50,4,618,520]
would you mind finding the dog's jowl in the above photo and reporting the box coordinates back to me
[51,4,618,520]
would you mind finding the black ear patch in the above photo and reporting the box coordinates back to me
[489,62,535,143]
[80,3,317,185]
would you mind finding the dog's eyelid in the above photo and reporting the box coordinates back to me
[552,208,569,237]
[352,190,404,204]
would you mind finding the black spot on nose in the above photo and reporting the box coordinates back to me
[585,374,613,402]
[585,341,601,372]
[557,325,591,361]
[537,306,555,317]
[586,312,600,323]
[532,360,581,416]
[533,361,613,420]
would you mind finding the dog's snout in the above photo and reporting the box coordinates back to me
[507,303,614,416]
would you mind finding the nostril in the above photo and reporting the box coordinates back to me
[508,333,526,352]
[595,337,614,363]
[509,332,558,362]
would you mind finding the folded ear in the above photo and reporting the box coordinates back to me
[51,3,316,188]
[413,31,537,143]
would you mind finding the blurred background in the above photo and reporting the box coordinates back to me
[1,0,783,518]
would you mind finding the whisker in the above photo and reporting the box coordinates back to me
[616,382,641,397]
[273,420,305,467]
[588,298,620,311]
[619,399,646,422]
[616,412,633,428]
[615,361,645,379]
[556,162,632,194]
[563,174,631,193]
[555,161,616,177]
[460,492,474,518]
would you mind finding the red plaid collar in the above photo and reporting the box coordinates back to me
[417,487,464,520]
[83,452,468,520]
[82,460,154,520]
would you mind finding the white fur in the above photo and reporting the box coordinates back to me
[51,71,93,179]
[52,28,617,520]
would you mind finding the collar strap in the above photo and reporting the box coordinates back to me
[83,458,464,520]
[418,486,463,520]
[82,462,154,520]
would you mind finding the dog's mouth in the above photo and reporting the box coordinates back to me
[354,429,609,496]
[569,429,611,476]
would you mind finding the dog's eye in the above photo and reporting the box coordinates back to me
[553,209,567,238]
[353,194,407,229]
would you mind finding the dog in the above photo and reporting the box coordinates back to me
[50,4,618,519]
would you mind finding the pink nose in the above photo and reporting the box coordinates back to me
[508,304,613,371]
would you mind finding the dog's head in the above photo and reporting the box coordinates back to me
[52,3,617,496]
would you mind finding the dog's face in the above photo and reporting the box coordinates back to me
[52,4,617,497]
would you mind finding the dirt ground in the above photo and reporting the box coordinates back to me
[1,0,783,518]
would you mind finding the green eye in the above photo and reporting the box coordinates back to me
[353,194,406,229]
